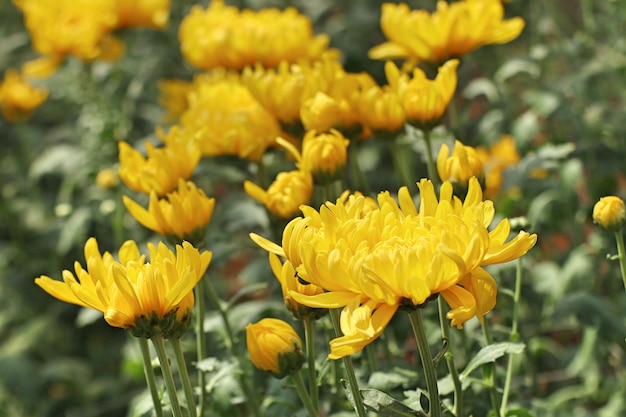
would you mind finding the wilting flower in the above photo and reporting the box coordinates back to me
[0,69,48,121]
[252,177,537,358]
[387,59,459,130]
[593,196,626,232]
[244,170,313,219]
[35,238,212,338]
[181,79,280,161]
[115,0,170,29]
[369,1,525,65]
[299,129,350,184]
[477,134,520,199]
[179,0,331,71]
[246,318,305,378]
[123,179,215,243]
[437,140,484,185]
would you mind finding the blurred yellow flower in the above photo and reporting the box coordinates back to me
[123,179,215,243]
[246,318,304,378]
[593,196,626,231]
[179,0,331,71]
[35,238,212,338]
[115,0,170,29]
[181,79,281,161]
[437,140,484,185]
[157,78,194,122]
[244,170,313,219]
[300,129,350,184]
[96,168,119,189]
[387,59,459,130]
[358,83,406,137]
[0,69,47,121]
[118,136,201,197]
[369,1,525,65]
[300,92,342,132]
[476,134,520,199]
[252,177,537,357]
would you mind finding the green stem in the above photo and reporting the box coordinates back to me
[152,334,184,417]
[437,298,462,416]
[407,309,441,417]
[170,338,197,417]
[614,231,626,292]
[389,136,413,187]
[195,284,207,416]
[138,338,165,417]
[421,129,439,187]
[348,140,370,194]
[291,371,320,417]
[481,321,501,417]
[500,259,523,415]
[303,317,319,413]
[328,309,368,417]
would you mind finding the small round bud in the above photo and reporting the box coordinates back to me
[593,196,626,231]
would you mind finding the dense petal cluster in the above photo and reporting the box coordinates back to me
[123,179,215,243]
[437,140,485,185]
[252,178,537,358]
[179,0,331,71]
[0,69,47,121]
[244,170,313,219]
[300,129,350,184]
[369,1,525,65]
[593,196,626,232]
[246,318,305,378]
[35,238,211,338]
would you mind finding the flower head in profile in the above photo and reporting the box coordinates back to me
[123,179,215,244]
[0,69,48,121]
[118,135,201,197]
[358,83,406,137]
[179,0,332,71]
[593,196,626,232]
[437,140,485,186]
[35,238,212,338]
[244,170,313,219]
[387,59,459,130]
[300,129,350,184]
[246,318,305,378]
[369,1,525,65]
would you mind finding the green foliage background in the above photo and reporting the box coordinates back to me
[1,1,625,416]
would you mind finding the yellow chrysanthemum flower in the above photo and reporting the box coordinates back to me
[244,170,313,219]
[246,318,305,378]
[123,179,215,244]
[252,177,537,358]
[300,92,343,133]
[476,134,521,199]
[118,135,201,197]
[387,59,459,130]
[180,79,281,161]
[299,129,350,184]
[437,140,485,185]
[0,69,48,121]
[593,196,626,232]
[35,238,212,338]
[115,0,170,29]
[358,83,406,137]
[368,1,525,65]
[179,0,331,71]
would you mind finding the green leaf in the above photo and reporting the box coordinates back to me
[505,407,537,417]
[460,343,525,379]
[341,381,426,417]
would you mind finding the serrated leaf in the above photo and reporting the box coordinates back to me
[460,343,525,379]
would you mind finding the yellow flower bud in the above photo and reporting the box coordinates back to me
[96,168,120,189]
[300,129,350,184]
[437,140,484,185]
[593,196,626,231]
[244,170,313,219]
[300,92,342,132]
[246,318,304,378]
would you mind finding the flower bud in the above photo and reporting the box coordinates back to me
[593,196,626,231]
[300,129,349,185]
[246,318,304,378]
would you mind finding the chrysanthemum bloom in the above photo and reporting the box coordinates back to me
[368,1,525,65]
[246,318,305,378]
[244,170,313,219]
[115,0,170,29]
[180,80,281,161]
[118,136,201,197]
[300,92,343,133]
[269,253,326,320]
[299,129,350,184]
[14,0,122,76]
[437,140,485,185]
[387,59,459,130]
[179,0,331,71]
[476,134,520,199]
[123,179,215,244]
[0,69,48,121]
[252,177,537,358]
[593,196,626,232]
[358,84,406,138]
[35,238,212,338]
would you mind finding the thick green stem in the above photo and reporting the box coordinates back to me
[329,309,368,417]
[303,317,319,413]
[389,137,413,187]
[170,338,197,417]
[407,309,441,417]
[421,129,439,187]
[151,334,184,417]
[500,259,523,415]
[481,321,501,417]
[614,231,626,291]
[194,283,207,416]
[437,298,462,416]
[348,140,370,194]
[291,371,320,417]
[138,338,165,417]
